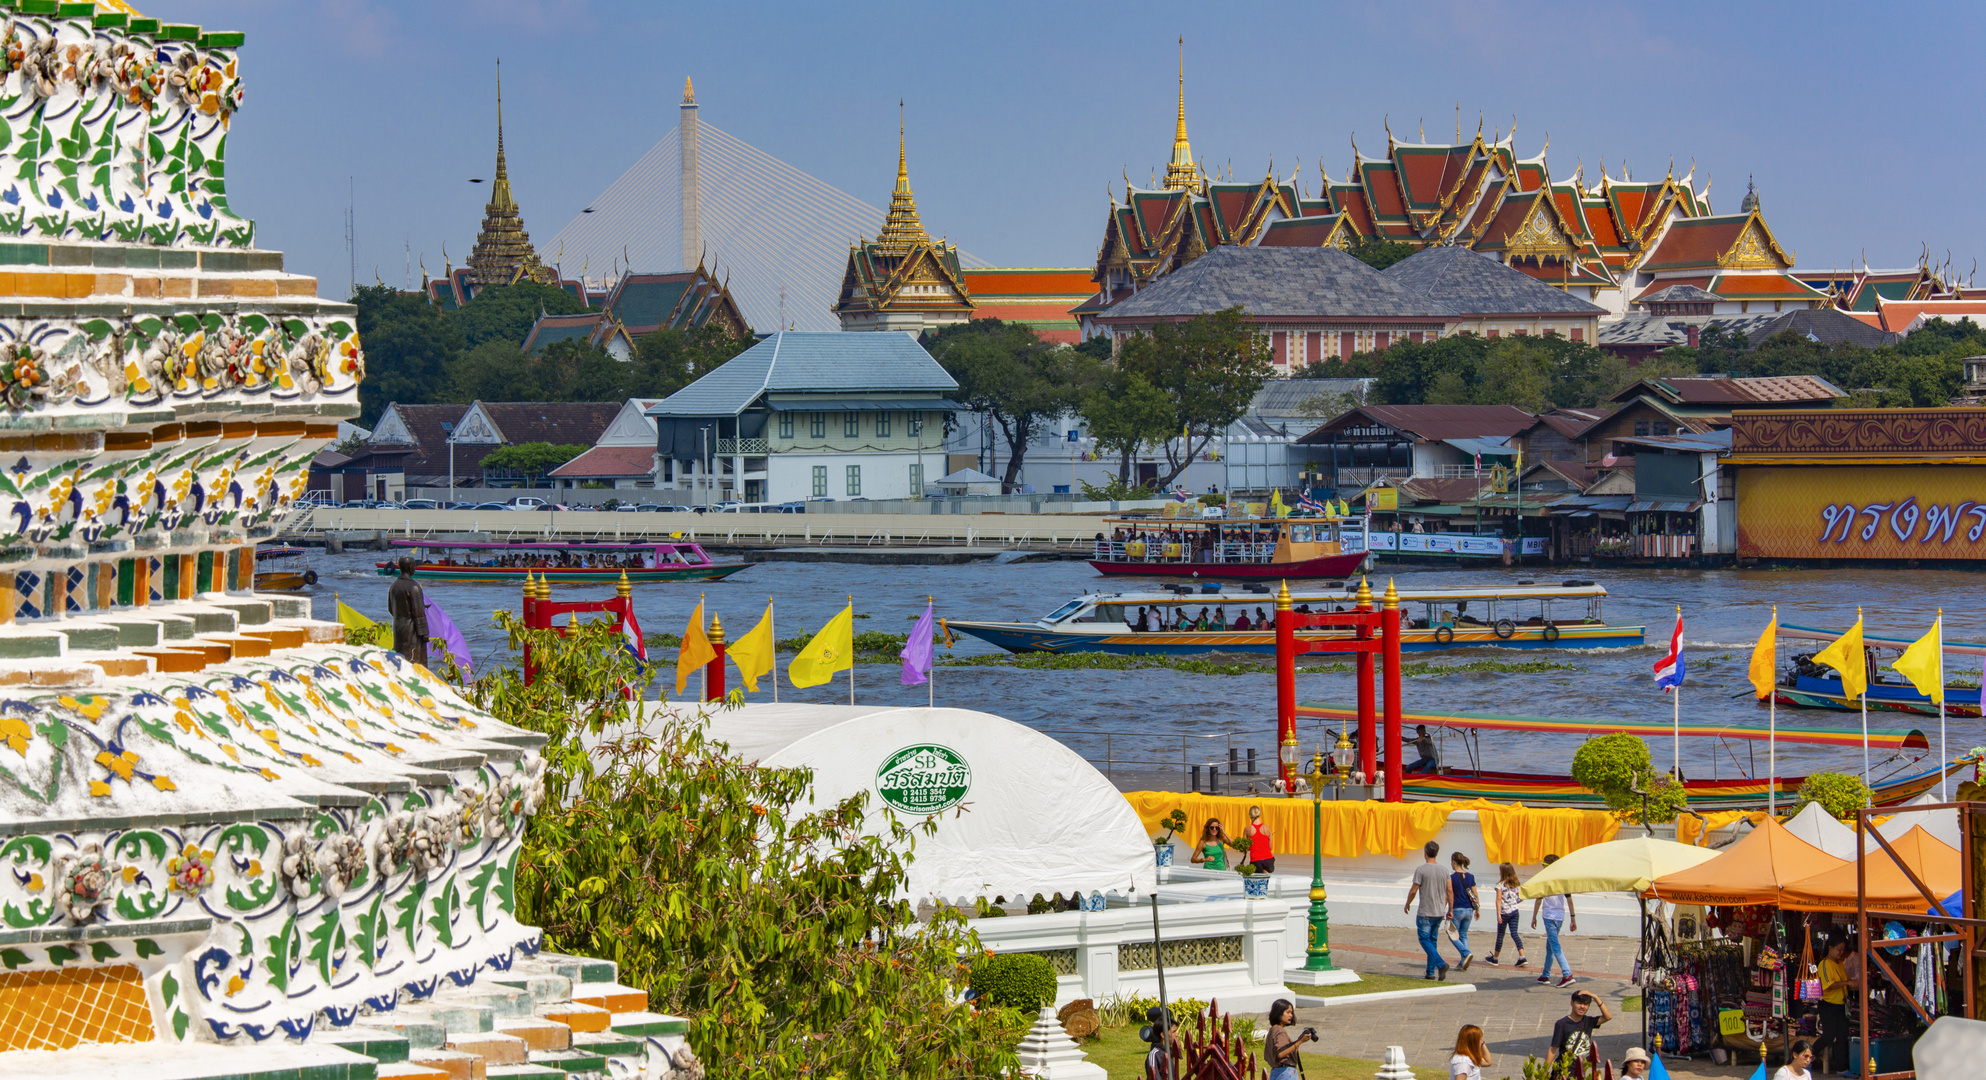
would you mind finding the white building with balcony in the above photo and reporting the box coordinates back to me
[648,331,960,506]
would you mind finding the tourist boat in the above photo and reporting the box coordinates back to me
[1295,703,1965,811]
[1088,514,1369,580]
[948,581,1643,655]
[374,539,754,584]
[253,546,318,592]
[1771,623,1986,718]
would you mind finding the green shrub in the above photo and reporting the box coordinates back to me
[1104,994,1256,1043]
[1570,733,1687,823]
[970,952,1059,1011]
[1795,772,1873,820]
[1198,493,1226,506]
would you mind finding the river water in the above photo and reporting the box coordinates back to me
[308,551,1984,792]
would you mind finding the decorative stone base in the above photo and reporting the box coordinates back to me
[1284,966,1362,987]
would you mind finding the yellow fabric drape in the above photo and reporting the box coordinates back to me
[1123,793,1621,864]
[1674,810,1770,848]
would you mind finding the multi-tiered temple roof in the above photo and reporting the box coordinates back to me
[464,62,556,290]
[833,115,973,333]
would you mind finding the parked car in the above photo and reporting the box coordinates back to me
[469,502,509,511]
[508,497,546,510]
[402,499,439,510]
[633,503,665,513]
[533,503,570,512]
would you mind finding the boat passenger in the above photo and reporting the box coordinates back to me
[1212,607,1227,630]
[1232,612,1251,631]
[1173,606,1190,630]
[1194,607,1211,630]
[1132,606,1151,632]
[1404,725,1440,774]
[1256,606,1270,627]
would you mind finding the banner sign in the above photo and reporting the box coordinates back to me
[1737,465,1986,559]
[1346,531,1537,556]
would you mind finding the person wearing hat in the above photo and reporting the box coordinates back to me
[1621,1046,1651,1078]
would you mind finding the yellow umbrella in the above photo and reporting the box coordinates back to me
[1517,835,1723,898]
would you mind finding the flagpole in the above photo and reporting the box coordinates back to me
[848,595,855,707]
[1938,611,1948,800]
[770,599,778,703]
[699,593,708,702]
[928,596,935,709]
[1768,611,1777,815]
[1672,606,1682,777]
[1861,690,1870,782]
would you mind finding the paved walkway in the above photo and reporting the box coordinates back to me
[1282,925,1764,1080]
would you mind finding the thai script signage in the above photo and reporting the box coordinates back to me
[876,744,971,815]
[1734,409,1986,456]
[1737,466,1986,559]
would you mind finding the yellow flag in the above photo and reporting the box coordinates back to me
[1812,611,1868,700]
[789,603,854,688]
[675,600,716,695]
[1747,608,1778,700]
[1891,615,1944,704]
[337,600,390,646]
[1270,488,1287,518]
[728,602,776,693]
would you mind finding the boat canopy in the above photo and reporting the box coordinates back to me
[255,546,305,560]
[1296,703,1931,750]
[390,539,701,552]
[1781,622,1986,657]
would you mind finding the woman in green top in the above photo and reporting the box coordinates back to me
[1190,818,1230,870]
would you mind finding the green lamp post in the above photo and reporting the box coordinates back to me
[1296,729,1359,971]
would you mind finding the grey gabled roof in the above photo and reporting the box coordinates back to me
[648,331,958,417]
[1639,284,1721,304]
[1382,246,1607,317]
[1097,246,1439,320]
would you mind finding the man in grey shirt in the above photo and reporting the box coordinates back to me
[1403,840,1452,980]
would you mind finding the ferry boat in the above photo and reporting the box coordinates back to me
[253,546,317,592]
[374,539,753,585]
[1089,514,1368,580]
[1772,623,1986,718]
[947,581,1643,655]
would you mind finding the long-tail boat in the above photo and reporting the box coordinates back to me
[1771,623,1985,717]
[374,539,752,585]
[1089,513,1368,580]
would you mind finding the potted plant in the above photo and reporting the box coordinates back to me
[1237,861,1269,898]
[1153,809,1187,866]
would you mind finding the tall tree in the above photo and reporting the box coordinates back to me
[351,284,464,425]
[630,324,755,398]
[925,319,1091,492]
[1078,368,1172,483]
[449,280,591,349]
[1115,306,1274,489]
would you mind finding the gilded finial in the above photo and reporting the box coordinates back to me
[1356,576,1373,608]
[1275,580,1292,610]
[538,575,552,601]
[616,570,631,600]
[1382,578,1399,610]
[522,570,533,599]
[682,76,694,104]
[1162,37,1200,191]
[709,614,724,644]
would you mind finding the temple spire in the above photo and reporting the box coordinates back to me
[466,57,551,287]
[874,100,929,255]
[682,76,694,103]
[490,59,515,212]
[1163,37,1201,191]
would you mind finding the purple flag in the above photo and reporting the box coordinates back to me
[900,603,935,686]
[424,596,474,675]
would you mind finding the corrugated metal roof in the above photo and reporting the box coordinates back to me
[649,331,957,418]
[1299,404,1537,444]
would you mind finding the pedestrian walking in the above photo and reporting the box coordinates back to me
[1484,862,1527,967]
[1530,854,1577,985]
[1449,852,1479,971]
[1404,840,1452,980]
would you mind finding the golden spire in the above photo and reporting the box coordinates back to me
[466,57,553,288]
[874,100,931,255]
[682,76,694,104]
[1163,37,1201,191]
[491,59,514,212]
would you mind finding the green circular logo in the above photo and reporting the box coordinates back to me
[876,743,971,815]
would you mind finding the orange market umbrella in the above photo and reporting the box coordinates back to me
[1779,826,1961,913]
[1648,814,1850,905]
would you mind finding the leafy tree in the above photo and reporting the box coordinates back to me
[478,442,587,482]
[1793,772,1873,821]
[1078,367,1172,483]
[351,284,464,425]
[1115,306,1274,488]
[479,619,1024,1078]
[926,319,1096,492]
[450,281,591,349]
[630,324,755,398]
[1569,733,1688,824]
[1347,235,1418,270]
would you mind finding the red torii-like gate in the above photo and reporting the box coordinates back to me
[520,571,729,699]
[1274,577,1406,801]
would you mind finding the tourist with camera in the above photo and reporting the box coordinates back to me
[1264,998,1316,1080]
[1547,988,1612,1065]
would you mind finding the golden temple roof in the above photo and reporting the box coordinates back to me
[467,59,554,288]
[873,105,932,256]
[1163,37,1201,192]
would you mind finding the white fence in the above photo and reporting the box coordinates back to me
[298,508,1118,549]
[1349,530,1548,558]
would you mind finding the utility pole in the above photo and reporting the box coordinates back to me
[344,177,355,298]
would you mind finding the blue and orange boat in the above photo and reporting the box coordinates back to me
[1773,623,1986,718]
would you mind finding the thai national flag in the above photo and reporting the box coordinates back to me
[1173,486,1190,502]
[621,607,647,671]
[1654,611,1684,691]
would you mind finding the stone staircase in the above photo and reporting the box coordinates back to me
[314,953,696,1080]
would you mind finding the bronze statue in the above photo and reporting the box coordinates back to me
[385,556,429,665]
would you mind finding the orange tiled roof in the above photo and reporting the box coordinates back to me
[1638,215,1751,271]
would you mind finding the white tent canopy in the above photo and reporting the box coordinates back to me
[638,702,1157,903]
[1871,793,1962,851]
[1783,801,1861,859]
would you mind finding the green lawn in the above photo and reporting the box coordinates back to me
[1078,1026,1445,1079]
[1296,972,1442,999]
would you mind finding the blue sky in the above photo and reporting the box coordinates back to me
[178,0,1984,298]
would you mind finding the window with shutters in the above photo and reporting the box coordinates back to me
[778,413,794,439]
[844,413,860,438]
[845,465,862,496]
[876,412,892,438]
[810,413,826,439]
[811,466,828,497]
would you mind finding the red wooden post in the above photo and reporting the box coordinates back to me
[706,616,727,702]
[1354,578,1377,782]
[1275,581,1298,791]
[522,572,538,686]
[1381,578,1404,802]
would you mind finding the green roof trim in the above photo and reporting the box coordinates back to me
[17,1,60,15]
[92,12,126,27]
[127,17,157,32]
[160,23,202,41]
[57,2,93,16]
[200,31,245,48]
